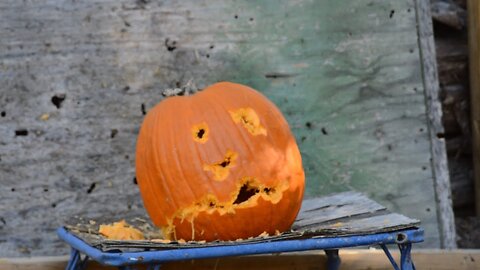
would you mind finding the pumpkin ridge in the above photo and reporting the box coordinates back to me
[144,107,179,222]
[170,107,199,208]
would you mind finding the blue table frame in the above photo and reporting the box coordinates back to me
[57,227,423,270]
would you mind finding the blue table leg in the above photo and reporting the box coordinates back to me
[399,243,415,270]
[78,256,89,270]
[65,248,90,270]
[66,248,80,270]
[325,249,341,270]
[381,244,400,270]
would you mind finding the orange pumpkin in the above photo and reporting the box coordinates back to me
[135,82,305,241]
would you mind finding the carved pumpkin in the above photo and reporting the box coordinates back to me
[135,82,305,241]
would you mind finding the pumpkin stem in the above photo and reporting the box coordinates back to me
[162,79,199,97]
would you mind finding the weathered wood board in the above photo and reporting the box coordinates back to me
[0,0,452,256]
[468,0,480,216]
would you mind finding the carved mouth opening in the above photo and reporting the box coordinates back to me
[162,178,290,240]
[263,187,275,195]
[233,183,260,205]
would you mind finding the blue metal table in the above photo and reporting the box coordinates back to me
[57,192,424,270]
[58,227,423,270]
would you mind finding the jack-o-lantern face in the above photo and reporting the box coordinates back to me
[135,82,305,241]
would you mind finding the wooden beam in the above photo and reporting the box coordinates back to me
[2,249,480,270]
[415,0,457,248]
[468,0,480,216]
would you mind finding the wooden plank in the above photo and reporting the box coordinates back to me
[303,213,420,234]
[0,0,445,255]
[468,0,480,217]
[296,191,385,213]
[415,0,457,248]
[294,192,386,228]
[3,250,480,270]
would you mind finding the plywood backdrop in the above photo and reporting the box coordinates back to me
[0,0,453,256]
